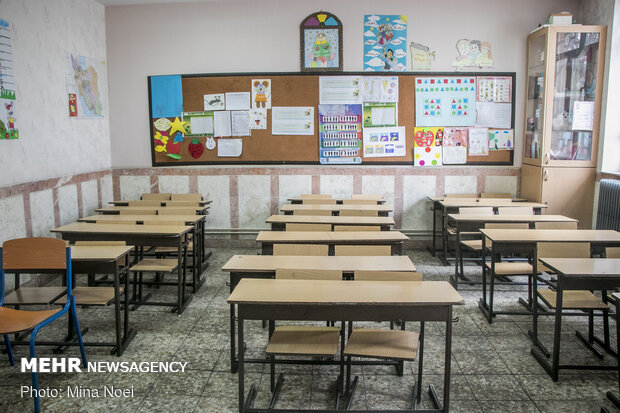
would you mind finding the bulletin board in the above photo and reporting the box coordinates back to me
[148,72,515,166]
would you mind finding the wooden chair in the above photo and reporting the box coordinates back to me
[128,200,162,207]
[333,225,381,232]
[142,193,171,200]
[339,209,378,217]
[164,201,201,207]
[343,271,423,408]
[497,206,534,215]
[445,193,477,199]
[302,199,337,205]
[606,247,620,258]
[300,194,332,199]
[266,269,344,408]
[96,220,138,225]
[170,193,202,201]
[480,192,512,198]
[119,209,156,215]
[458,207,494,215]
[157,208,197,215]
[351,194,383,200]
[293,209,332,216]
[0,238,87,413]
[342,199,378,205]
[535,221,578,230]
[273,244,329,256]
[478,198,513,205]
[285,223,332,231]
[335,245,391,256]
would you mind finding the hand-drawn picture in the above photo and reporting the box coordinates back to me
[410,42,435,70]
[452,39,493,70]
[251,79,271,109]
[300,11,343,72]
[364,15,407,72]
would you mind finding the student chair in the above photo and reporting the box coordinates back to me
[339,209,378,217]
[285,223,331,231]
[334,245,391,256]
[0,238,87,413]
[333,225,381,232]
[142,193,171,201]
[119,209,156,215]
[445,193,477,199]
[342,200,378,205]
[302,199,337,205]
[163,201,202,207]
[170,193,202,201]
[128,200,162,207]
[480,192,512,198]
[478,198,513,205]
[534,221,578,230]
[497,206,534,215]
[293,209,332,216]
[157,208,197,215]
[606,247,620,258]
[273,244,329,256]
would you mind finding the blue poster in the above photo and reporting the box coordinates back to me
[363,15,407,72]
[415,76,477,127]
[150,75,183,118]
[318,104,362,164]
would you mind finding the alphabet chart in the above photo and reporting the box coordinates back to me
[318,104,362,164]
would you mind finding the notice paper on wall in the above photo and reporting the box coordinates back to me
[231,111,250,136]
[225,92,251,111]
[272,107,314,135]
[217,138,242,157]
[204,93,225,111]
[214,111,232,137]
[363,102,397,127]
[468,127,489,156]
[571,101,594,131]
[362,76,399,102]
[477,76,512,103]
[475,102,511,129]
[362,127,406,158]
[319,76,362,104]
[183,111,214,137]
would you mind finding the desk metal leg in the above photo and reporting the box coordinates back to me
[231,303,237,373]
[238,316,244,413]
[429,306,452,412]
[441,211,448,266]
[606,298,620,408]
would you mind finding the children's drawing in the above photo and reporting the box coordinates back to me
[364,15,407,72]
[300,12,342,72]
[204,93,225,111]
[249,109,267,129]
[489,129,514,150]
[410,42,435,70]
[452,39,493,70]
[413,127,443,166]
[251,79,271,109]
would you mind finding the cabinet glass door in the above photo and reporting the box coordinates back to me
[548,31,600,163]
[524,32,546,163]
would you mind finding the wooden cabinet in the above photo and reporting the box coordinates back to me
[520,25,606,228]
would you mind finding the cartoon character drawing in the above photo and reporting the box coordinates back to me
[452,39,473,69]
[468,40,482,60]
[475,42,493,67]
[383,49,395,70]
[208,96,222,106]
[453,38,493,69]
[311,33,335,68]
[4,102,15,131]
[253,80,269,108]
[377,23,394,47]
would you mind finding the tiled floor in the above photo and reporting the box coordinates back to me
[1,247,619,413]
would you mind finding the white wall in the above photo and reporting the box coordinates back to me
[106,0,580,169]
[1,0,111,187]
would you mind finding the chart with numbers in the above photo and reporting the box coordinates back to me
[318,104,363,164]
[414,76,477,127]
[477,76,512,103]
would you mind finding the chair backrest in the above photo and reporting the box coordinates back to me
[275,268,342,280]
[335,245,391,256]
[480,193,512,198]
[538,242,591,272]
[74,241,127,246]
[142,220,187,226]
[300,194,332,199]
[353,270,423,281]
[534,221,578,230]
[485,223,529,229]
[165,201,201,207]
[119,209,156,215]
[285,223,332,231]
[96,220,137,225]
[339,209,378,217]
[445,193,477,199]
[334,225,381,232]
[352,194,383,200]
[142,193,171,200]
[606,247,620,258]
[478,198,513,205]
[128,200,162,207]
[293,209,332,216]
[458,207,494,215]
[273,244,329,256]
[342,199,378,205]
[497,207,534,215]
[158,208,197,215]
[302,199,337,205]
[170,193,202,201]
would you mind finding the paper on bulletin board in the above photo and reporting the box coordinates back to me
[363,102,397,127]
[231,111,250,136]
[225,92,250,111]
[249,109,267,129]
[272,107,314,135]
[413,127,443,166]
[468,127,489,156]
[183,111,214,137]
[362,126,406,158]
[217,138,242,157]
[477,76,512,102]
[571,101,594,131]
[251,79,271,109]
[442,127,468,165]
[319,76,362,104]
[362,76,398,102]
[475,102,511,129]
[214,111,232,137]
[489,129,514,150]
[363,15,407,72]
[415,76,476,127]
[204,93,225,111]
[318,104,362,164]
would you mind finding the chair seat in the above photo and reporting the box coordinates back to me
[266,326,340,356]
[539,289,608,310]
[460,239,482,251]
[154,241,193,254]
[54,287,119,306]
[132,258,178,272]
[485,262,533,275]
[344,329,419,361]
[0,306,63,334]
[4,287,66,305]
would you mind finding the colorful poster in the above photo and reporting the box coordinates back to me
[361,76,398,102]
[362,126,406,158]
[0,19,17,138]
[489,129,514,150]
[183,111,214,137]
[452,39,493,70]
[415,76,476,127]
[251,79,271,109]
[66,53,105,118]
[477,76,512,102]
[319,76,362,104]
[204,93,225,111]
[249,109,267,130]
[468,127,489,156]
[413,127,443,166]
[363,15,407,72]
[272,107,314,135]
[363,102,397,127]
[318,104,362,164]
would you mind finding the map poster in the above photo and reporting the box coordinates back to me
[66,53,105,118]
[318,104,362,164]
[0,18,18,139]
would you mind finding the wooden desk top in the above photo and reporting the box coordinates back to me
[280,204,393,212]
[70,245,133,261]
[448,214,577,223]
[222,255,415,273]
[288,197,384,202]
[439,201,547,208]
[109,200,212,206]
[52,222,193,236]
[256,231,408,243]
[538,258,620,277]
[228,279,464,306]
[96,205,209,214]
[480,229,620,243]
[79,214,205,224]
[427,196,528,202]
[266,215,395,225]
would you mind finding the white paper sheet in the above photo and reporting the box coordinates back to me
[319,76,362,104]
[225,92,251,111]
[272,107,314,135]
[231,111,250,136]
[475,102,511,129]
[214,111,231,137]
[370,107,396,126]
[468,127,489,156]
[217,138,242,157]
[572,101,594,131]
[442,146,467,164]
[189,116,213,134]
[204,93,225,110]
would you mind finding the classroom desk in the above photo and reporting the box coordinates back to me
[279,204,392,216]
[265,214,395,231]
[51,222,194,314]
[447,214,578,288]
[109,200,212,206]
[438,201,548,265]
[222,254,416,373]
[533,258,620,381]
[228,279,464,413]
[478,229,620,324]
[287,197,385,204]
[256,231,408,255]
[96,205,209,215]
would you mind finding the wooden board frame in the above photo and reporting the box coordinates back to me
[148,71,516,166]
